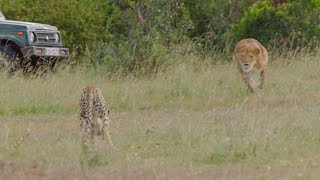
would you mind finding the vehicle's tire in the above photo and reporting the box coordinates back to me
[0,44,20,74]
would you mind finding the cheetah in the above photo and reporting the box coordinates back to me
[79,85,118,151]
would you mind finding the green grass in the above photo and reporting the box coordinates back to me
[0,52,320,179]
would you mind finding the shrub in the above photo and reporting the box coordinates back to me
[1,0,119,53]
[232,1,320,49]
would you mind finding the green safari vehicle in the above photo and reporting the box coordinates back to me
[0,10,69,73]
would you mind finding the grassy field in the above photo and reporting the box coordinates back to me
[0,51,320,179]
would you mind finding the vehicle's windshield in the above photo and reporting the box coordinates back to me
[0,11,6,20]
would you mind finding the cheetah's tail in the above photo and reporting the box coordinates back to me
[106,130,119,151]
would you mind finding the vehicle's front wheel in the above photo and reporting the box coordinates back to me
[0,44,20,74]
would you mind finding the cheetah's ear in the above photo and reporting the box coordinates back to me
[253,48,260,55]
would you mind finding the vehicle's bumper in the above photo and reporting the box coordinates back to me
[21,46,69,58]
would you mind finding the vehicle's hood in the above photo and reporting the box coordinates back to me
[0,20,58,30]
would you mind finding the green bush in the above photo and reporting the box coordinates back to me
[1,0,320,75]
[81,0,195,75]
[232,1,320,49]
[1,0,121,53]
[184,0,250,52]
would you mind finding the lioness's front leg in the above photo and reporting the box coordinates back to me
[258,70,265,89]
[240,71,255,93]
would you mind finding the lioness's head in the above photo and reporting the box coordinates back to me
[235,45,261,73]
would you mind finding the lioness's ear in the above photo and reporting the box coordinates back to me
[236,46,245,53]
[253,48,260,55]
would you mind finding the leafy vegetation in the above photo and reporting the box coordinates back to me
[233,1,320,49]
[1,0,320,74]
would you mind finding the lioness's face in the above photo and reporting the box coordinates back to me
[238,53,257,72]
[236,46,260,73]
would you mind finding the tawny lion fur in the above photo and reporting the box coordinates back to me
[233,38,268,93]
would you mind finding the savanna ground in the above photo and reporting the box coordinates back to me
[1,51,320,179]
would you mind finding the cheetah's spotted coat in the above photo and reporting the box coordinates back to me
[79,85,118,151]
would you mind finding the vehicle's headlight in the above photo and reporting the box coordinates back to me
[54,33,60,43]
[29,32,36,43]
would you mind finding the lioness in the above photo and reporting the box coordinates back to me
[233,38,268,93]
